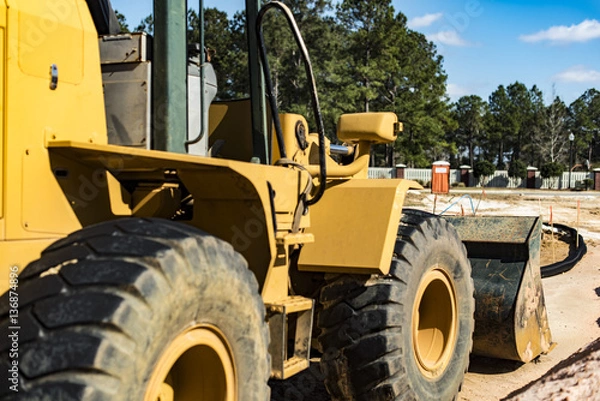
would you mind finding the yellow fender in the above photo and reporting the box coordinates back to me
[299,178,421,275]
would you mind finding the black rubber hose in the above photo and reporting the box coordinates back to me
[255,5,287,161]
[256,1,327,206]
[541,223,587,278]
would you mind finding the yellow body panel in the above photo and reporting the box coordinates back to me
[0,0,106,293]
[0,238,56,292]
[16,0,84,84]
[208,100,254,162]
[0,3,6,228]
[299,179,420,274]
[337,112,399,144]
[45,140,307,302]
[4,0,106,243]
[272,113,312,164]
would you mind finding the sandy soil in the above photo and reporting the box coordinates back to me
[540,232,570,267]
[271,189,600,401]
[503,338,600,401]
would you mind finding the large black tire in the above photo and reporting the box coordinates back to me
[0,218,270,401]
[317,209,475,401]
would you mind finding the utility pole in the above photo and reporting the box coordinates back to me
[568,132,574,189]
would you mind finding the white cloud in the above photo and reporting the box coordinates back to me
[520,19,600,43]
[408,13,443,29]
[447,83,471,98]
[428,30,471,47]
[553,65,600,83]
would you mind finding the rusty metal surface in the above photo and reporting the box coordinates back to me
[445,216,553,362]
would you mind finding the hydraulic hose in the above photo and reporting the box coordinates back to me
[256,1,327,206]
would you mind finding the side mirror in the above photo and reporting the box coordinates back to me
[337,112,402,144]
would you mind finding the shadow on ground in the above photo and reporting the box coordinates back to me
[269,356,527,399]
[269,362,330,401]
[467,355,524,375]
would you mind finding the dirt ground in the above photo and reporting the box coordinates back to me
[503,338,600,401]
[434,189,600,401]
[271,189,600,401]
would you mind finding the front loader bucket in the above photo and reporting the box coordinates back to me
[444,216,553,363]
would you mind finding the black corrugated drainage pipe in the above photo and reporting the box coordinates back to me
[541,223,587,278]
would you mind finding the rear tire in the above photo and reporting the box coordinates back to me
[0,218,270,401]
[317,209,474,400]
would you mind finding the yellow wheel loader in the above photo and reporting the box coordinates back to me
[0,0,552,400]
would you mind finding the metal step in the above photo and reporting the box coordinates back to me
[266,296,314,380]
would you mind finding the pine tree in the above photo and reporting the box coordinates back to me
[568,89,600,166]
[451,95,487,167]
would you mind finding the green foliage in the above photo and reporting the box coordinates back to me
[473,159,495,186]
[540,161,564,189]
[203,8,247,98]
[135,14,154,34]
[261,0,342,133]
[336,0,399,113]
[391,27,453,167]
[568,89,600,166]
[473,160,495,178]
[484,82,545,168]
[451,95,487,167]
[540,162,565,179]
[508,159,527,180]
[115,10,129,33]
[187,9,200,44]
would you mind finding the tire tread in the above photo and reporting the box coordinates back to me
[318,209,474,401]
[0,218,270,400]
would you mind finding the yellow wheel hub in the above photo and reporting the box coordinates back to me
[145,325,237,401]
[412,267,458,379]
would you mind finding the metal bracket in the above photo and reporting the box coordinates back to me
[50,64,58,90]
[394,121,403,135]
[266,296,314,380]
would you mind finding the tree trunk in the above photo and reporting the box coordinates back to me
[469,142,474,167]
[364,77,370,112]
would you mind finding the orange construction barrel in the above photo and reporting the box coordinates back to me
[432,161,450,194]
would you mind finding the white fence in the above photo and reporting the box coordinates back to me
[368,168,594,190]
[368,168,395,179]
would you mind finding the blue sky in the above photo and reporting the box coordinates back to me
[112,0,600,105]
